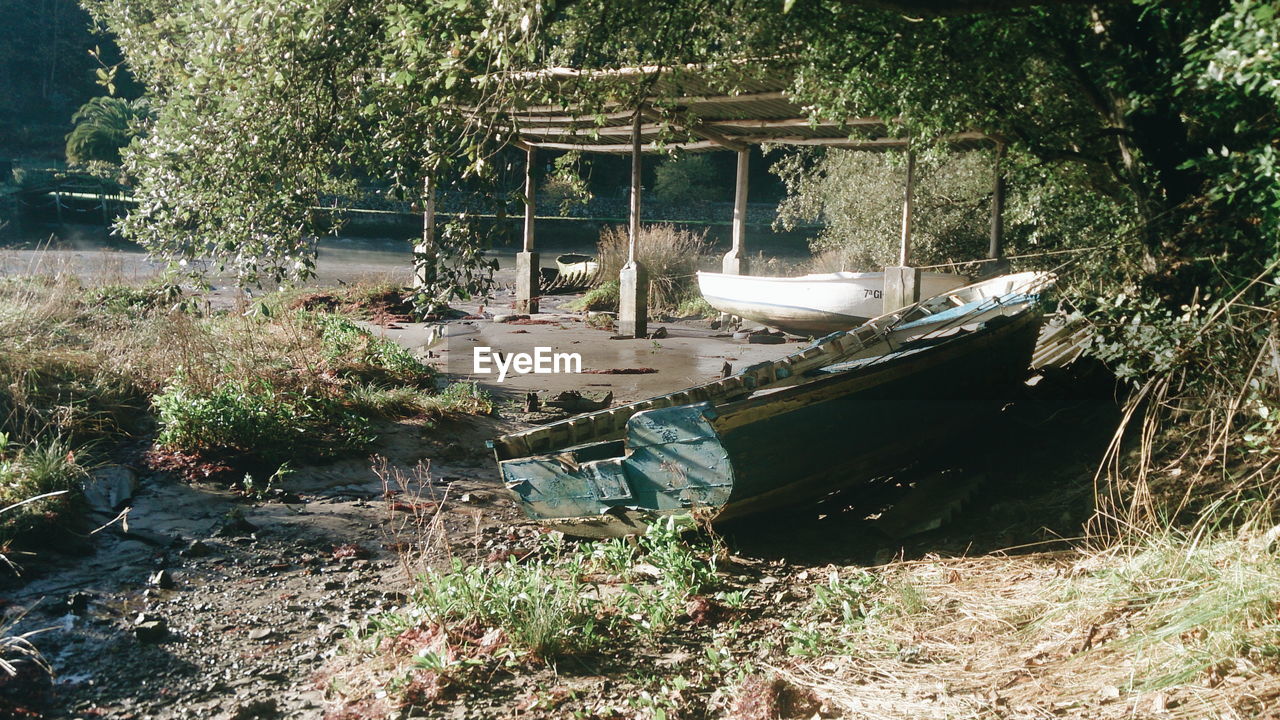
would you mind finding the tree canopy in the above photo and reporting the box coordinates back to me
[85,0,1277,298]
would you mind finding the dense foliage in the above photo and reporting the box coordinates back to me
[64,96,151,165]
[775,150,998,270]
[654,154,720,205]
[82,0,1273,287]
[0,0,139,156]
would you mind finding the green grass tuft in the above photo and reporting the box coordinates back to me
[0,434,88,546]
[313,314,435,384]
[674,294,718,319]
[571,279,620,312]
[153,375,372,464]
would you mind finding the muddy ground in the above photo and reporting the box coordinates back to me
[1,416,531,719]
[0,269,1125,719]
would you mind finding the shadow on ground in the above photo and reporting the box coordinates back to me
[720,360,1126,566]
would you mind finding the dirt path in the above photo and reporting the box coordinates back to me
[3,418,527,719]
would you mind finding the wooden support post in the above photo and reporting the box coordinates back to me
[720,148,750,326]
[516,147,539,313]
[898,149,915,267]
[882,265,921,314]
[523,147,537,255]
[628,113,642,265]
[721,148,750,276]
[885,147,920,312]
[988,142,1006,263]
[619,111,648,338]
[413,175,437,290]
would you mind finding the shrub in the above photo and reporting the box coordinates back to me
[65,96,152,166]
[774,149,993,270]
[82,281,184,314]
[654,154,721,205]
[571,279,620,312]
[313,314,434,384]
[595,224,709,311]
[675,294,718,319]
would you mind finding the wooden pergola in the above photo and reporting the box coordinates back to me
[423,66,1005,337]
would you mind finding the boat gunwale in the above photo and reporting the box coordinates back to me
[708,307,1042,433]
[696,269,968,283]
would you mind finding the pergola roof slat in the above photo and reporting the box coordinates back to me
[502,83,991,153]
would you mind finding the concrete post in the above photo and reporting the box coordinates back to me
[515,253,539,314]
[516,147,539,313]
[882,265,921,314]
[619,111,647,338]
[619,262,649,338]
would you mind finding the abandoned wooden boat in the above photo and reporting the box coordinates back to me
[537,254,602,294]
[492,272,1053,536]
[697,269,969,335]
[556,253,599,276]
[555,253,599,286]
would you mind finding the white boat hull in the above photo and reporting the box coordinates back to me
[698,270,969,335]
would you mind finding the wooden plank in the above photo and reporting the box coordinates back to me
[507,91,789,116]
[639,107,746,151]
[707,117,882,130]
[520,122,667,137]
[899,149,915,267]
[518,118,889,139]
[521,133,991,153]
[989,142,1006,260]
[731,149,749,256]
[629,111,642,261]
[524,139,723,153]
[523,147,536,253]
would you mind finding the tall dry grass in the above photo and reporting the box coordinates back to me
[0,264,489,546]
[596,224,710,310]
[776,516,1280,719]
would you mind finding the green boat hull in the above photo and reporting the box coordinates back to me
[498,310,1043,536]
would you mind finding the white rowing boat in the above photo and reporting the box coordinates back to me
[697,269,970,335]
[556,253,599,278]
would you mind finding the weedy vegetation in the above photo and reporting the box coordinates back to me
[766,506,1280,718]
[323,516,727,714]
[0,270,490,545]
[581,224,712,313]
[0,434,87,548]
